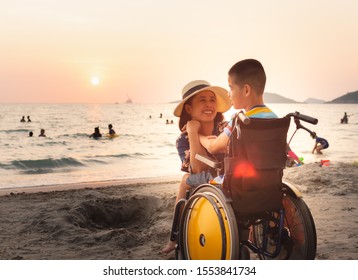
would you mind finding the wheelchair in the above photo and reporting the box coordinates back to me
[170,111,318,260]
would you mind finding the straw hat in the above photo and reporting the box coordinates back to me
[173,80,231,117]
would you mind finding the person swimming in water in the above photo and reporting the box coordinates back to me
[90,127,102,139]
[108,124,116,135]
[340,112,354,124]
[39,129,46,137]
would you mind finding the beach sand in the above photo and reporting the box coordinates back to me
[0,162,357,260]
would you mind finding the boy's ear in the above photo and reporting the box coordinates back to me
[244,84,251,97]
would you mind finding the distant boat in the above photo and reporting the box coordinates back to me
[125,95,133,104]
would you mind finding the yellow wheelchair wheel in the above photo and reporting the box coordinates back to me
[178,185,239,260]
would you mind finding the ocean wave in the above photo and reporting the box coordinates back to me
[131,152,150,157]
[0,129,30,133]
[83,159,108,164]
[1,157,85,172]
[90,152,150,159]
[161,140,176,147]
[45,141,68,146]
[60,133,90,138]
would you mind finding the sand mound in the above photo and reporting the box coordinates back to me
[284,161,358,195]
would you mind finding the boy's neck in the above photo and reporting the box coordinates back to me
[245,94,264,112]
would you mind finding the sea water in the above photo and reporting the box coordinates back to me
[0,103,357,190]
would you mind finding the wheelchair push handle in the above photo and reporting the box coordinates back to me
[237,110,251,125]
[286,111,318,145]
[286,111,318,125]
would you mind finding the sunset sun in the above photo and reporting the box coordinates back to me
[91,76,100,86]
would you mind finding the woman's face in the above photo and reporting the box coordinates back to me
[184,90,217,123]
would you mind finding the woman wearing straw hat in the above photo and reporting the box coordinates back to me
[161,80,231,254]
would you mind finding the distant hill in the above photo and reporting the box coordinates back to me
[170,92,299,104]
[304,98,325,104]
[328,90,358,103]
[264,92,299,103]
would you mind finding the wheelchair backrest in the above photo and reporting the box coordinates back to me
[224,116,291,215]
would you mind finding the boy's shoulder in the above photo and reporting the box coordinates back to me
[247,105,278,118]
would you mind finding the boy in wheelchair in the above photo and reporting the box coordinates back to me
[198,59,286,257]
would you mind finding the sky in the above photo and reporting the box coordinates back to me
[1,0,357,104]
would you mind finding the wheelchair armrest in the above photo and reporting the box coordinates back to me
[195,154,220,169]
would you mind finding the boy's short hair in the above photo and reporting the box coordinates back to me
[228,59,266,95]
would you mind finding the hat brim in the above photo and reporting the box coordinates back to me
[173,86,231,117]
